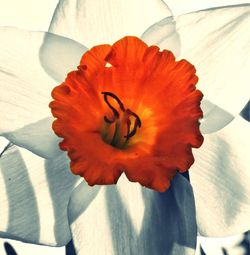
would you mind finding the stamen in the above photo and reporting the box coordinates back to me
[124,118,131,142]
[110,122,120,146]
[102,92,125,123]
[124,109,142,140]
[102,91,142,146]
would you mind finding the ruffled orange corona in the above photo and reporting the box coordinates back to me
[50,36,203,192]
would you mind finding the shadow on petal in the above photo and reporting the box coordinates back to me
[105,174,196,255]
[203,138,249,226]
[45,153,81,245]
[106,187,137,255]
[67,182,101,224]
[0,146,40,243]
[191,116,250,236]
[0,145,82,246]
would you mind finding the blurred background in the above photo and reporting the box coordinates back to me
[0,0,249,254]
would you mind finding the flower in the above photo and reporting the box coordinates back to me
[50,36,203,192]
[0,1,250,255]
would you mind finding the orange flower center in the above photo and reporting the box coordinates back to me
[101,92,142,149]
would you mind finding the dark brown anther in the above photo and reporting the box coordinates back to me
[102,91,142,145]
[124,109,142,140]
[102,92,125,123]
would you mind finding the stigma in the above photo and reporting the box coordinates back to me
[101,92,141,149]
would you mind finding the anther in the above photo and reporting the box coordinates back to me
[102,92,125,123]
[102,92,142,145]
[124,109,142,140]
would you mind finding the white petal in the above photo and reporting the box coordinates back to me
[40,32,87,83]
[0,1,58,31]
[190,116,250,236]
[3,117,62,159]
[163,1,250,16]
[49,0,172,47]
[200,99,234,134]
[176,5,250,115]
[0,145,81,246]
[141,16,181,57]
[69,174,197,255]
[0,27,86,157]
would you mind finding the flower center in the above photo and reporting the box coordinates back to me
[101,92,141,149]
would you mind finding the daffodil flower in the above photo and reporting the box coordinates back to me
[0,1,250,255]
[50,35,204,192]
